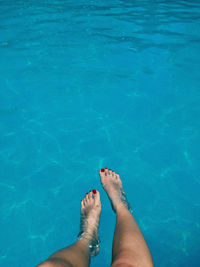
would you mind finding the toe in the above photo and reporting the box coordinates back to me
[88,191,93,199]
[99,168,106,179]
[82,193,88,204]
[85,192,90,201]
[116,173,120,179]
[110,170,114,176]
[82,198,87,207]
[105,168,109,176]
[81,199,84,208]
[99,169,105,176]
[93,190,101,205]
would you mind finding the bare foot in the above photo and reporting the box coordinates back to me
[99,168,131,213]
[78,190,101,257]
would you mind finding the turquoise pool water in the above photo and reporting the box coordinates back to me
[0,1,200,266]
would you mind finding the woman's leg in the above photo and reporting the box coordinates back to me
[38,190,101,267]
[99,168,154,267]
[38,240,90,267]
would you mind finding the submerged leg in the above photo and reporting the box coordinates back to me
[99,168,154,267]
[38,190,101,267]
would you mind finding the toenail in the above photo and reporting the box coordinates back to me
[92,189,97,194]
[101,168,105,172]
[86,193,88,195]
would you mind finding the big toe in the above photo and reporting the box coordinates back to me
[92,190,101,208]
[99,168,105,178]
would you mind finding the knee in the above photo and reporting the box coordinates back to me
[37,260,64,267]
[111,261,135,267]
[111,253,138,267]
[111,254,154,267]
[111,259,136,267]
[37,259,73,267]
[37,261,55,267]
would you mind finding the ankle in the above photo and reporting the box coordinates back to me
[77,231,100,257]
[115,203,128,213]
[115,202,133,215]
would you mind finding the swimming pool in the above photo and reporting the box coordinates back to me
[0,0,200,266]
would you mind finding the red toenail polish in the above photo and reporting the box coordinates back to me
[92,189,97,194]
[101,168,105,172]
[86,193,88,195]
